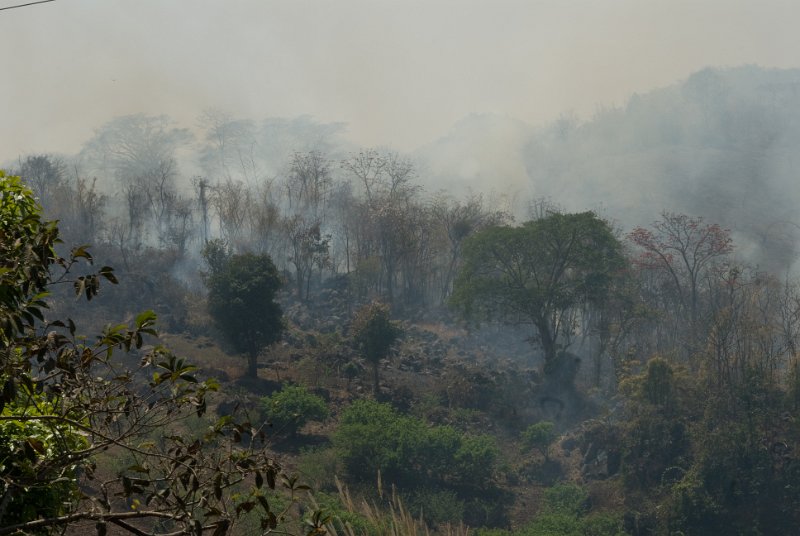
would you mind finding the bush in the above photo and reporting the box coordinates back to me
[261,384,329,436]
[518,513,583,536]
[522,421,556,460]
[333,399,498,488]
[543,483,589,517]
[501,484,623,536]
[453,433,500,488]
[406,488,465,526]
[581,513,625,536]
[333,399,411,481]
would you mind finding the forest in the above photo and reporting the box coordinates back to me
[3,66,800,536]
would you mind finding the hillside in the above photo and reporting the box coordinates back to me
[417,66,800,272]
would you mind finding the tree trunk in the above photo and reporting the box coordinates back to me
[372,360,380,398]
[247,352,258,379]
[536,320,558,376]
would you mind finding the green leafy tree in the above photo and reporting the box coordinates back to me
[205,252,285,378]
[0,171,311,535]
[451,211,625,387]
[522,421,556,462]
[350,301,401,397]
[261,384,329,436]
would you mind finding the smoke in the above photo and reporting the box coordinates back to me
[4,1,799,160]
[417,66,800,274]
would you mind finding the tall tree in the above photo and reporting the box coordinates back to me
[628,212,733,323]
[285,151,332,220]
[14,154,66,206]
[205,252,285,378]
[285,215,332,301]
[351,301,401,397]
[341,150,421,303]
[451,211,625,386]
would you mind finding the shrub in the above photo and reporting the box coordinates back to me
[407,488,465,526]
[453,433,500,488]
[333,399,411,481]
[506,484,623,536]
[522,421,556,460]
[333,400,498,488]
[581,513,626,536]
[261,384,329,436]
[543,483,589,517]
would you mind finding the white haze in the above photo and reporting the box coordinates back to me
[1,0,797,157]
[2,1,800,271]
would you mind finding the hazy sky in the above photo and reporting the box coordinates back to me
[2,0,798,159]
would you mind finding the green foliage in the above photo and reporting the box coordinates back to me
[513,511,624,536]
[333,399,417,482]
[261,384,329,436]
[474,528,512,536]
[618,357,692,489]
[482,485,622,536]
[621,407,690,489]
[522,421,556,460]
[333,399,498,490]
[351,301,401,363]
[0,171,58,346]
[519,513,584,536]
[642,357,675,408]
[205,251,285,376]
[202,238,230,275]
[613,347,800,534]
[0,389,85,530]
[450,211,624,382]
[486,512,625,536]
[580,513,626,536]
[406,488,465,526]
[453,433,500,488]
[542,484,589,517]
[663,399,800,535]
[350,301,401,395]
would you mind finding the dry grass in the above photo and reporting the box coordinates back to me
[159,332,246,381]
[315,475,471,536]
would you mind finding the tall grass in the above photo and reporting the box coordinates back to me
[313,474,471,536]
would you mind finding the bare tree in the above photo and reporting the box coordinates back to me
[285,151,332,220]
[431,193,510,303]
[15,153,66,205]
[629,212,733,324]
[284,215,332,300]
[210,179,249,250]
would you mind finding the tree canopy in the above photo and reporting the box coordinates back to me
[450,211,625,384]
[350,301,401,397]
[205,250,285,377]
